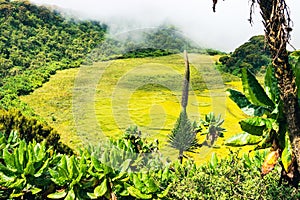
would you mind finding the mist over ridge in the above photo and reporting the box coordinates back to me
[30,0,300,52]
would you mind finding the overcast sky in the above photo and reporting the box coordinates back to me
[30,0,300,52]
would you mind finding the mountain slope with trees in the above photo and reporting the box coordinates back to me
[218,35,271,76]
[0,0,107,153]
[0,0,107,110]
[86,25,224,62]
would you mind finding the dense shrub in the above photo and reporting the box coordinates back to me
[0,108,72,154]
[167,150,300,199]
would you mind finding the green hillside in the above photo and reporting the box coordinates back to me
[0,0,107,110]
[218,35,271,75]
[21,54,246,161]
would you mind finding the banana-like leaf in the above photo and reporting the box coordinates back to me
[112,172,127,182]
[67,156,79,180]
[49,168,67,186]
[87,192,98,199]
[254,132,272,150]
[242,68,275,109]
[226,89,269,116]
[127,186,152,199]
[13,148,22,173]
[8,178,25,189]
[239,117,266,136]
[225,132,262,147]
[282,132,293,172]
[9,191,25,198]
[35,141,47,162]
[264,65,280,103]
[91,153,103,172]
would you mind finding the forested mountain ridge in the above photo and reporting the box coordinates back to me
[86,25,223,62]
[218,35,271,75]
[0,0,107,109]
[0,0,106,81]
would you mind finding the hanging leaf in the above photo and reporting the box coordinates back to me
[282,132,293,172]
[225,132,262,147]
[261,150,279,175]
[254,131,272,150]
[226,89,269,116]
[239,117,266,136]
[242,68,275,109]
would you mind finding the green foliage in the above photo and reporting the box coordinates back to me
[224,132,262,146]
[48,153,89,199]
[225,66,292,174]
[0,132,54,199]
[199,112,225,147]
[219,35,271,76]
[241,68,274,108]
[1,131,300,199]
[0,108,72,154]
[168,112,199,163]
[126,169,172,199]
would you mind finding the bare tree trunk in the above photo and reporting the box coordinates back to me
[181,50,190,114]
[257,0,300,183]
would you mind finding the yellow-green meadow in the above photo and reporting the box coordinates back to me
[21,54,252,163]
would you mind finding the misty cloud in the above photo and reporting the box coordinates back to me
[31,0,300,52]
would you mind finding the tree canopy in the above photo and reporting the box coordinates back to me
[218,35,271,76]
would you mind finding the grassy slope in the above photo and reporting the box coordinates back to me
[21,54,251,162]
